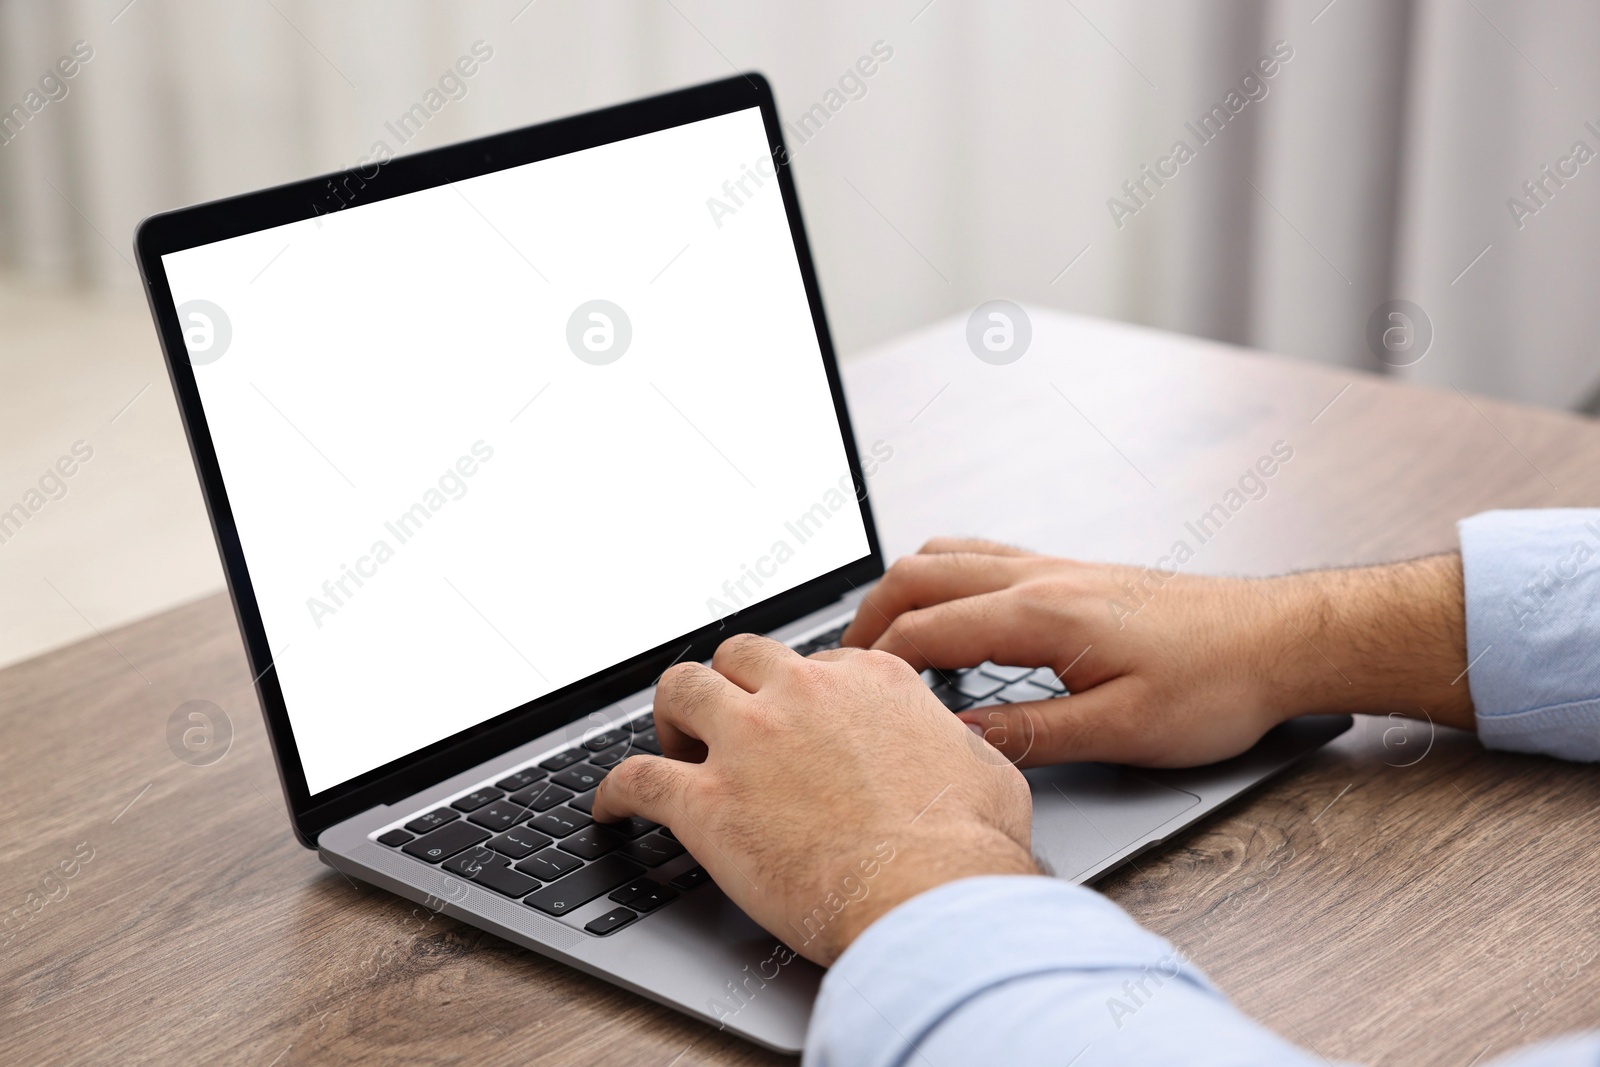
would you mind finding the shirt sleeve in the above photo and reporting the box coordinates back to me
[804,875,1600,1067]
[1458,509,1600,761]
[803,875,1323,1067]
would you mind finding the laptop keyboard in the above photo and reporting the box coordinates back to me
[371,619,1067,936]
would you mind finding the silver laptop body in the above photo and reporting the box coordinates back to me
[136,73,1351,1056]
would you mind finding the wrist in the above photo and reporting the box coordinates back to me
[805,824,1038,964]
[1259,556,1474,730]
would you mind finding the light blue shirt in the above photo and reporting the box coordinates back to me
[805,509,1600,1067]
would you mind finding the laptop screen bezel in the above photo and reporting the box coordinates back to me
[134,73,886,847]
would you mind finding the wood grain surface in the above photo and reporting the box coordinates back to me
[3,310,1598,1065]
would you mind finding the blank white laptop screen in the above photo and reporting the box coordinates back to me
[161,107,870,794]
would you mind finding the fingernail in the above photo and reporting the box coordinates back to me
[965,721,984,737]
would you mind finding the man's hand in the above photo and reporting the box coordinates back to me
[591,634,1038,965]
[841,538,1474,769]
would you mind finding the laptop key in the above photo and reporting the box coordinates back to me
[404,821,491,863]
[1028,667,1067,693]
[470,800,533,832]
[377,828,414,847]
[510,782,575,812]
[586,743,632,769]
[626,712,654,732]
[567,791,597,816]
[452,788,504,812]
[538,749,587,772]
[609,878,655,906]
[953,670,1007,700]
[628,884,679,913]
[515,848,582,881]
[472,861,543,899]
[559,824,625,860]
[582,729,629,752]
[610,879,660,908]
[442,845,500,878]
[525,855,645,916]
[632,728,663,755]
[670,865,710,890]
[495,768,547,792]
[585,906,637,936]
[405,808,459,834]
[977,662,1033,683]
[930,685,975,712]
[551,765,607,792]
[999,680,1057,703]
[486,826,554,859]
[619,832,685,867]
[527,807,591,838]
[601,816,659,840]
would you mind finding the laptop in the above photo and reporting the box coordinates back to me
[134,73,1351,1054]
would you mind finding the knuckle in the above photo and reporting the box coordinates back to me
[656,663,719,715]
[613,756,673,806]
[861,647,916,679]
[720,632,769,657]
[786,655,831,687]
[655,661,697,701]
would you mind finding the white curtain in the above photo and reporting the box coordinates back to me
[2,0,1596,408]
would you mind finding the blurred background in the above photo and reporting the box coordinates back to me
[1,0,1597,668]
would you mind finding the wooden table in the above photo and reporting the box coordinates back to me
[5,309,1598,1065]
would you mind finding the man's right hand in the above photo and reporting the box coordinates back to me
[842,538,1474,769]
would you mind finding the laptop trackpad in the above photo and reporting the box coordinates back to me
[1025,763,1200,882]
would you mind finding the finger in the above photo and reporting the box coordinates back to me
[917,537,1034,557]
[652,661,742,758]
[591,753,698,826]
[871,590,1064,671]
[806,646,869,663]
[956,678,1149,767]
[711,632,799,692]
[843,553,1027,648]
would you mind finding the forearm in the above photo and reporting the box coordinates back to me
[1258,554,1474,729]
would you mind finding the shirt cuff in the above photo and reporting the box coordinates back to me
[1458,509,1600,761]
